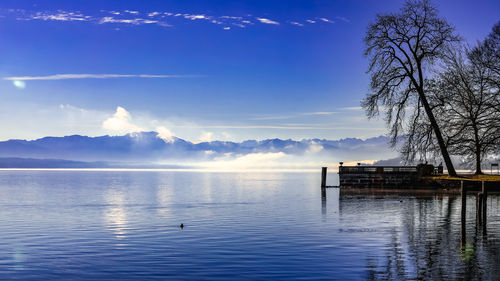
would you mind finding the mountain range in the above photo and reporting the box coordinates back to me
[0,132,395,167]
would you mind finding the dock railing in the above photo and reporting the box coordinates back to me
[339,166,417,174]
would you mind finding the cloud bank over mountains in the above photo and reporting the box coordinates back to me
[0,132,396,170]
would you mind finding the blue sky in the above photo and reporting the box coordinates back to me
[0,0,499,142]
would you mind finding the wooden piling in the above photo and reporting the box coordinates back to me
[321,167,327,188]
[477,192,483,226]
[321,187,327,215]
[482,181,487,234]
[460,181,466,245]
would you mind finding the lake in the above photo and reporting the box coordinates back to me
[0,170,499,280]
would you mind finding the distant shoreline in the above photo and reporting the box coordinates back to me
[0,168,319,173]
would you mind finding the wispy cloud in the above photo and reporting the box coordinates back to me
[318,17,334,23]
[301,111,337,116]
[197,132,214,143]
[156,126,175,143]
[99,17,162,26]
[340,106,363,111]
[220,16,242,20]
[183,14,209,20]
[335,16,350,23]
[197,152,287,170]
[249,111,337,120]
[3,8,348,30]
[306,141,324,153]
[172,124,384,131]
[256,17,279,25]
[124,10,139,15]
[3,74,200,81]
[289,21,304,27]
[30,11,91,22]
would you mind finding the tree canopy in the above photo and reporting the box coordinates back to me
[363,0,460,175]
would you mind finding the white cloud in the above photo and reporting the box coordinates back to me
[124,10,139,15]
[307,141,324,153]
[198,132,214,143]
[256,18,279,25]
[3,74,197,81]
[220,16,242,20]
[184,14,209,20]
[223,27,231,30]
[8,8,349,32]
[340,106,363,111]
[99,17,162,25]
[156,22,172,27]
[290,21,304,27]
[318,17,334,23]
[102,106,143,134]
[12,80,26,89]
[30,11,91,22]
[156,126,175,143]
[204,150,215,156]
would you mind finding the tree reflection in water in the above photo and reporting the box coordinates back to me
[339,190,500,280]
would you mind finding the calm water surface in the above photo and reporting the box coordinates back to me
[0,170,499,280]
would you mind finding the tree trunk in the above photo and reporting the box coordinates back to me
[474,126,483,174]
[475,149,483,174]
[417,89,458,176]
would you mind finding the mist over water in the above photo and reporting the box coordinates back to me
[0,170,498,280]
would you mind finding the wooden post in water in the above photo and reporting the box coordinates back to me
[460,181,466,245]
[321,185,327,215]
[482,181,487,234]
[321,167,327,189]
[477,192,483,226]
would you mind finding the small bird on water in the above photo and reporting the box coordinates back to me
[180,223,184,229]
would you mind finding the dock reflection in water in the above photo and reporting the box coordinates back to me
[337,188,500,280]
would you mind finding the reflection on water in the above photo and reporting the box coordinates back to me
[155,180,173,217]
[339,190,500,280]
[104,189,128,238]
[0,170,498,280]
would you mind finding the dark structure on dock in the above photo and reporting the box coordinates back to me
[337,163,440,189]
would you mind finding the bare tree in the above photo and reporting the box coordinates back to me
[400,22,500,174]
[471,21,500,80]
[362,0,460,176]
[430,47,500,174]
